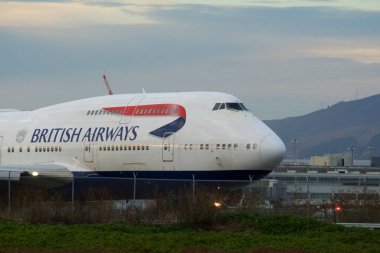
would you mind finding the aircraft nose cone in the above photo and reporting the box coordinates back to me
[259,134,286,169]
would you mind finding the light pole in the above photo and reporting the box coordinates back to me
[292,138,298,165]
[368,145,374,159]
[368,145,374,166]
[348,145,356,166]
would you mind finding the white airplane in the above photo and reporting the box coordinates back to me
[0,92,285,191]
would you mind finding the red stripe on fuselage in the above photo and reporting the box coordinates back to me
[103,104,186,119]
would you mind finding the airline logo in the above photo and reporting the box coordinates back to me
[104,104,186,138]
[28,104,186,143]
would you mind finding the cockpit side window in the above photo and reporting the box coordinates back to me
[213,103,221,110]
[240,103,249,111]
[219,103,226,110]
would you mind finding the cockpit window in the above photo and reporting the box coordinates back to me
[240,103,248,111]
[212,102,249,111]
[213,103,221,110]
[226,103,243,111]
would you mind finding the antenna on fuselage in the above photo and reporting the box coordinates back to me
[102,73,114,95]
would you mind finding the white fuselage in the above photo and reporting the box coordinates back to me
[0,92,285,181]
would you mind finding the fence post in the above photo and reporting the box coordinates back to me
[249,175,253,199]
[8,171,11,212]
[71,176,75,209]
[306,176,310,218]
[133,172,137,200]
[192,174,195,204]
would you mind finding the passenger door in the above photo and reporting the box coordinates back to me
[162,133,175,170]
[84,141,94,163]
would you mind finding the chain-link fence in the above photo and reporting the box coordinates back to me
[0,173,379,224]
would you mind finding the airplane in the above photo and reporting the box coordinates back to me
[0,92,285,196]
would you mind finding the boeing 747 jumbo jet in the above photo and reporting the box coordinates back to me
[0,92,285,192]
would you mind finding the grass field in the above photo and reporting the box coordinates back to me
[0,213,379,253]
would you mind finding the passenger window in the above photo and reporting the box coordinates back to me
[59,146,62,152]
[8,147,10,153]
[189,144,193,150]
[184,144,188,150]
[246,144,251,150]
[111,146,115,151]
[200,144,204,150]
[115,146,119,151]
[228,144,232,150]
[142,146,145,151]
[205,144,209,150]
[99,146,102,151]
[133,146,136,151]
[146,145,150,150]
[19,147,22,152]
[39,147,42,152]
[128,145,132,151]
[47,147,50,152]
[222,144,226,150]
[216,144,220,150]
[87,111,90,115]
[253,144,257,149]
[137,146,141,151]
[27,147,30,152]
[35,147,38,152]
[234,143,239,149]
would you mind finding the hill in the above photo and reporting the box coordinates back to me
[265,93,380,159]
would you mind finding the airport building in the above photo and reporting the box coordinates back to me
[259,165,380,204]
[372,157,380,167]
[310,154,352,167]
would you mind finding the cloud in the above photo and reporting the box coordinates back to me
[0,2,157,27]
[305,47,380,64]
[0,3,379,119]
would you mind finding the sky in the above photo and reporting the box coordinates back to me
[0,0,379,120]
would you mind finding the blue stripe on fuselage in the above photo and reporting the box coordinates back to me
[149,117,186,138]
[73,170,271,181]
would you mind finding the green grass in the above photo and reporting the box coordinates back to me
[0,213,379,253]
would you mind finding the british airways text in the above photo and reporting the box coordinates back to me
[31,126,139,143]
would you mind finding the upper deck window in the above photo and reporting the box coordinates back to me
[212,103,249,111]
